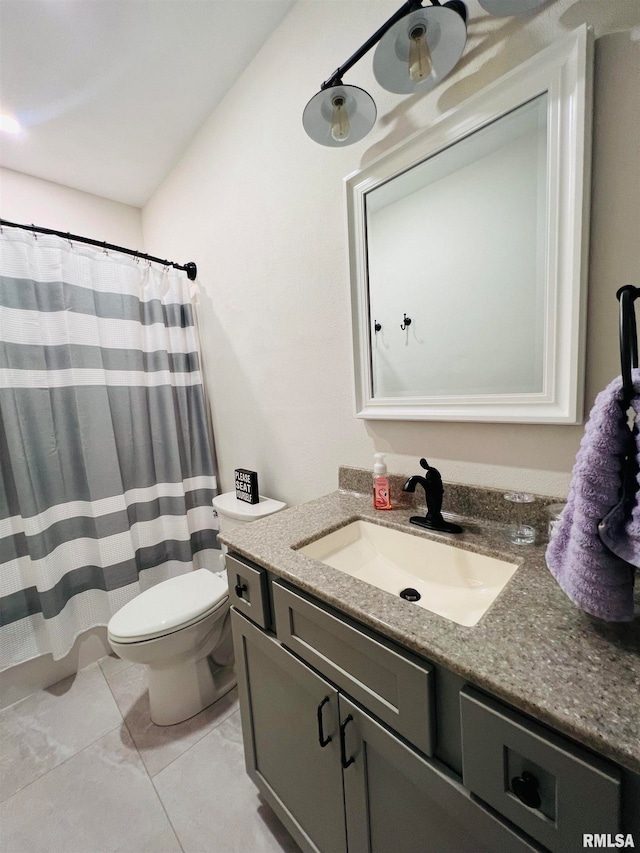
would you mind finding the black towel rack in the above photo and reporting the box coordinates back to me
[617,285,640,411]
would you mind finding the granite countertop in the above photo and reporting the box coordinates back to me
[219,485,640,775]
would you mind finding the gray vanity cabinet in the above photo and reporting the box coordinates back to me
[340,694,540,853]
[231,607,539,853]
[272,581,435,757]
[231,608,347,853]
[228,554,633,853]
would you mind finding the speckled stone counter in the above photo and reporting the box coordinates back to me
[219,486,640,774]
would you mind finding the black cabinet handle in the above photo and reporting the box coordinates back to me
[234,582,248,598]
[511,772,542,809]
[339,714,355,769]
[317,696,332,748]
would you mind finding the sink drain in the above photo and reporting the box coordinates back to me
[399,587,421,602]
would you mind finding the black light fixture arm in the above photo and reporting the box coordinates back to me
[321,0,425,90]
[0,218,198,281]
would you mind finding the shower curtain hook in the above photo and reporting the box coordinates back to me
[31,224,37,240]
[67,232,73,248]
[102,241,108,255]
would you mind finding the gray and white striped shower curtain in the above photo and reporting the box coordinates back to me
[0,226,219,670]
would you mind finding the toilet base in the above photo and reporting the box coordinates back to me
[148,657,237,726]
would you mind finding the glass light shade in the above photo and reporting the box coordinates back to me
[303,84,376,147]
[373,5,466,95]
[478,0,552,14]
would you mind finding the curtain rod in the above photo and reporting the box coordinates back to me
[0,218,197,281]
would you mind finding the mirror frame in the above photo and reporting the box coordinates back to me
[346,25,593,424]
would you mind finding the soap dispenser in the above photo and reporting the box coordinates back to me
[373,453,392,510]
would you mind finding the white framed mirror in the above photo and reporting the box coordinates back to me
[346,25,593,423]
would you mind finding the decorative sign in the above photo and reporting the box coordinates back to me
[235,469,259,504]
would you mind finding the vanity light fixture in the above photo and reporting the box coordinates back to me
[303,84,377,147]
[303,0,467,147]
[303,0,557,147]
[373,2,467,95]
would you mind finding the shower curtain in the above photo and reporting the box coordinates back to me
[0,226,219,671]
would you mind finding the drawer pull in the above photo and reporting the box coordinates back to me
[235,582,248,598]
[340,714,355,769]
[511,772,542,809]
[317,696,332,748]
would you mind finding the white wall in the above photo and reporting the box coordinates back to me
[143,0,640,505]
[0,167,143,247]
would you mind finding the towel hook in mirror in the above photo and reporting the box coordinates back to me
[400,313,412,331]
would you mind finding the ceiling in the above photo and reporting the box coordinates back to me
[0,0,295,207]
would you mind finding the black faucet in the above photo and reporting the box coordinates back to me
[403,458,463,534]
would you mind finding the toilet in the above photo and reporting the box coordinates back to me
[211,491,287,569]
[107,491,285,726]
[108,569,235,725]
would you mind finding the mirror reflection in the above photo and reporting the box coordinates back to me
[366,94,548,400]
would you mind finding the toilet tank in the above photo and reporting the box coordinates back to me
[212,491,287,567]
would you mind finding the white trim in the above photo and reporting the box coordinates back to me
[345,26,593,424]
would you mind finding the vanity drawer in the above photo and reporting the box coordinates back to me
[226,554,270,629]
[460,688,621,853]
[272,581,434,756]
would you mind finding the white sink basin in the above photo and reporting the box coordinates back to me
[298,520,518,627]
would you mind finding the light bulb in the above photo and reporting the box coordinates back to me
[0,113,22,134]
[330,95,350,142]
[408,25,432,83]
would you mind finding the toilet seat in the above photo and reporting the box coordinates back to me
[108,569,228,644]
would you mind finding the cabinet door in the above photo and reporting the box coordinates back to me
[273,582,434,755]
[339,696,540,853]
[231,609,347,853]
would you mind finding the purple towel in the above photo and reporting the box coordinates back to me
[546,374,637,621]
[599,390,640,565]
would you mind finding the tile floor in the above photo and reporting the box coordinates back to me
[0,655,301,853]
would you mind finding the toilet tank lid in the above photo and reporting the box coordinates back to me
[108,569,228,641]
[211,492,287,521]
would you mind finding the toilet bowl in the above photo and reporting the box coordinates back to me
[108,569,236,725]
